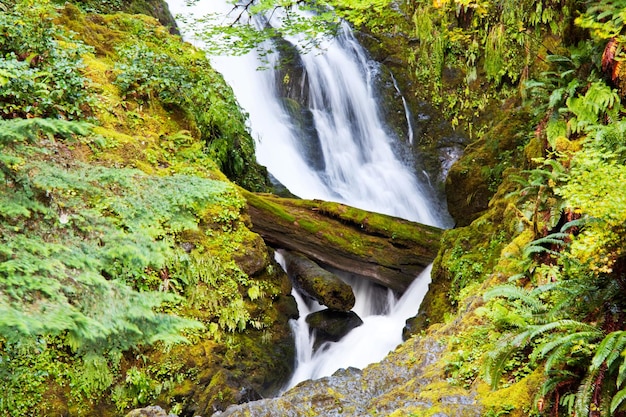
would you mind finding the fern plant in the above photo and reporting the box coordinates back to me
[483,220,626,415]
[0,117,217,350]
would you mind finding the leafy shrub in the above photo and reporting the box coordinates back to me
[112,29,269,190]
[0,1,94,119]
[114,44,192,103]
[482,67,626,414]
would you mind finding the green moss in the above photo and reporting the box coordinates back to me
[255,194,443,257]
[56,4,125,56]
[477,369,544,417]
[0,3,294,416]
[241,191,297,223]
[446,105,531,227]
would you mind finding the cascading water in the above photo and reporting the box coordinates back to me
[390,72,415,145]
[167,0,447,393]
[283,262,433,389]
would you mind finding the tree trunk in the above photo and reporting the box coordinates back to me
[240,190,443,292]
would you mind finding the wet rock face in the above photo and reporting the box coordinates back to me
[305,309,364,349]
[283,250,356,311]
[445,106,531,227]
[211,335,482,417]
[274,38,326,173]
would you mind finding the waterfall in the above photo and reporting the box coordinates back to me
[166,0,446,392]
[283,263,432,389]
[390,72,415,145]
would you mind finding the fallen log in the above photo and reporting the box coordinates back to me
[240,190,443,292]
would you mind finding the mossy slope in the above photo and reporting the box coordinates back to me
[0,2,293,416]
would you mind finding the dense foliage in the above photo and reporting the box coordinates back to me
[0,1,93,119]
[426,1,626,415]
[0,1,289,415]
[5,0,626,415]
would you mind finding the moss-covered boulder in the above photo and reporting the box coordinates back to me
[445,103,532,227]
[283,251,355,311]
[213,330,482,417]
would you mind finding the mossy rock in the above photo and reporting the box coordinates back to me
[232,232,270,277]
[446,104,531,227]
[284,250,356,311]
[476,369,544,417]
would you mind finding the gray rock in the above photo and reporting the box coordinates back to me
[125,405,177,417]
[210,336,482,417]
[305,309,363,349]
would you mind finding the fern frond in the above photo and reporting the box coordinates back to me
[484,285,544,311]
[611,387,626,414]
[0,118,91,144]
[532,280,562,295]
[543,158,567,174]
[547,54,574,64]
[559,217,588,232]
[547,88,566,110]
[561,393,577,416]
[534,232,570,244]
[525,320,598,344]
[574,368,598,417]
[591,331,626,371]
[540,370,578,397]
[543,342,576,372]
[522,232,570,258]
[537,330,601,360]
[524,79,547,89]
[482,316,562,388]
[484,334,519,389]
[543,331,603,371]
[618,355,626,388]
[523,245,559,257]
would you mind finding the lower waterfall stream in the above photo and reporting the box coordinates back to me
[283,262,433,390]
[167,0,447,394]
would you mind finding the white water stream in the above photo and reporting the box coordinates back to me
[167,0,446,392]
[282,262,432,389]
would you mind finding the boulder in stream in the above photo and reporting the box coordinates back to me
[211,334,482,417]
[305,309,364,349]
[283,250,355,311]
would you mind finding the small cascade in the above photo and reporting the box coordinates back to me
[284,265,432,390]
[389,72,415,145]
[166,0,447,393]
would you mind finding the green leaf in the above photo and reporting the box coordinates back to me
[247,285,261,300]
[611,388,626,414]
[591,331,626,371]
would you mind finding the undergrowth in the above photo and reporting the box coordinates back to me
[0,2,284,415]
